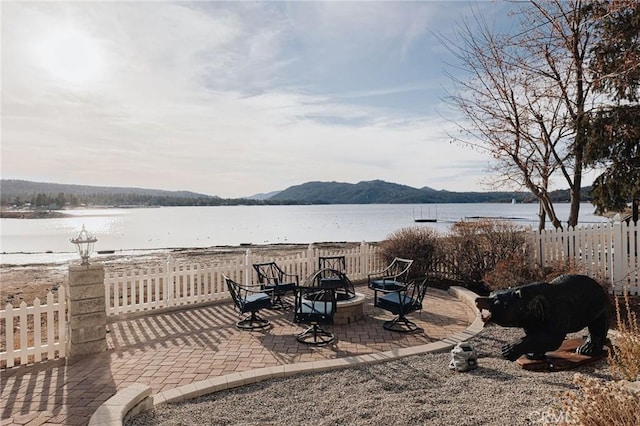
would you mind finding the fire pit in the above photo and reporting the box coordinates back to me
[303,268,365,324]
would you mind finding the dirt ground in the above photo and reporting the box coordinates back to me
[0,242,362,305]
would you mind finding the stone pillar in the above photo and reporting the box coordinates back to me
[66,263,107,357]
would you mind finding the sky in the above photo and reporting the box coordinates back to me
[2,1,524,198]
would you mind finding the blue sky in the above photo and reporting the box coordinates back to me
[2,1,520,198]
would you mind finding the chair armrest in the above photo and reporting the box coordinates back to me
[368,265,393,279]
[369,274,401,281]
[373,284,408,294]
[238,284,274,294]
[282,272,299,283]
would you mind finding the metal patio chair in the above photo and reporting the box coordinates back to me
[224,275,273,330]
[375,277,429,332]
[317,256,355,301]
[368,257,414,305]
[253,262,298,309]
[293,283,337,345]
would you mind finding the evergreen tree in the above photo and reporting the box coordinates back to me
[587,1,640,218]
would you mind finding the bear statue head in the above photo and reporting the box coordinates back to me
[475,283,549,328]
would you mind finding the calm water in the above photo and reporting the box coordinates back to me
[0,203,608,265]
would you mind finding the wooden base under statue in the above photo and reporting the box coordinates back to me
[516,337,612,372]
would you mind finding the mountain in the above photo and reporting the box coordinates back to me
[1,179,592,207]
[245,190,282,200]
[269,180,537,204]
[1,179,214,199]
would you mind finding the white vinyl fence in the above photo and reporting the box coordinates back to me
[0,286,66,368]
[531,221,639,295]
[5,222,637,370]
[104,242,384,316]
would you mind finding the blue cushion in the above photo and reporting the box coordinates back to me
[370,279,405,291]
[297,301,333,322]
[377,292,415,315]
[241,292,272,312]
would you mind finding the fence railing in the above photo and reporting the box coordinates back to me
[104,242,384,316]
[0,286,66,368]
[5,221,636,370]
[531,221,639,295]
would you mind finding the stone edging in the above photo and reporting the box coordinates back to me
[88,383,152,426]
[88,286,482,425]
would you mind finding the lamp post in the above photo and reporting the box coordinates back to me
[70,225,97,265]
[67,225,106,357]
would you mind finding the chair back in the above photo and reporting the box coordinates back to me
[305,267,356,301]
[222,274,246,312]
[386,257,414,281]
[294,285,337,325]
[406,277,429,312]
[224,275,242,309]
[318,256,346,273]
[253,262,285,285]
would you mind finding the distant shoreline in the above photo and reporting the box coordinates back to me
[0,210,73,219]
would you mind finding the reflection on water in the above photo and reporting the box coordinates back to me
[1,203,609,265]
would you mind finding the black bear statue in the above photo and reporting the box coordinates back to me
[475,274,611,361]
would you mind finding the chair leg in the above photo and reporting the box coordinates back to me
[296,324,335,345]
[383,315,421,333]
[270,294,291,310]
[236,311,270,330]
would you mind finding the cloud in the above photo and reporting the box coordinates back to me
[2,1,499,198]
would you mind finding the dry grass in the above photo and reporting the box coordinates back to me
[549,290,640,426]
[609,291,640,381]
[553,375,640,426]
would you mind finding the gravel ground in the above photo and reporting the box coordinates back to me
[126,326,611,426]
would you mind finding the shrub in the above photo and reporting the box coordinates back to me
[609,290,640,382]
[379,226,441,277]
[484,258,600,293]
[482,251,542,291]
[550,375,640,426]
[540,259,583,282]
[440,220,529,286]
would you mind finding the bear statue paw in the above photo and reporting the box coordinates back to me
[525,353,547,361]
[501,344,521,361]
[576,340,603,357]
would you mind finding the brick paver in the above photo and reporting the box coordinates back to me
[1,286,476,425]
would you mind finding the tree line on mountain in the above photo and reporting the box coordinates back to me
[0,179,591,209]
[269,180,593,204]
[0,189,299,209]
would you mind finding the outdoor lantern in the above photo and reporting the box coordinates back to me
[70,225,97,265]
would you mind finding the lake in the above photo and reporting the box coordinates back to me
[0,203,609,265]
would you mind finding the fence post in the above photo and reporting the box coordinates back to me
[611,217,624,294]
[307,243,316,275]
[245,249,252,283]
[535,229,545,267]
[360,241,369,276]
[66,263,106,357]
[165,256,174,308]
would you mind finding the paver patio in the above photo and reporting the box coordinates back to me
[1,285,477,425]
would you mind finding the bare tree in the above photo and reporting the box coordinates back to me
[442,0,598,229]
